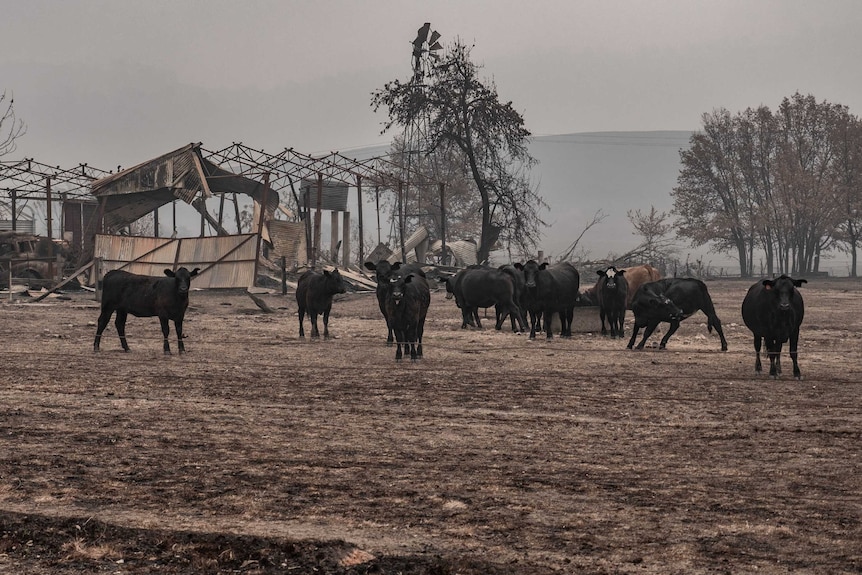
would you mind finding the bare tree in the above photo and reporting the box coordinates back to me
[372,38,546,263]
[830,110,862,276]
[627,205,676,267]
[1,91,26,157]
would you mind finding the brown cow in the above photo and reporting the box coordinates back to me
[620,264,661,308]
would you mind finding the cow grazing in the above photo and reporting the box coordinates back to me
[595,266,628,338]
[627,278,728,351]
[385,270,430,361]
[445,266,525,331]
[741,275,806,379]
[296,268,347,339]
[514,260,580,339]
[93,266,200,354]
[364,260,425,345]
[620,264,661,308]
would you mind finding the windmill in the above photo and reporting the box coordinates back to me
[397,23,443,259]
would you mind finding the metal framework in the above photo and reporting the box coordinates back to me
[200,143,445,264]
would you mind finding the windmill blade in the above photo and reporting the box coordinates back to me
[429,30,441,46]
[429,41,443,51]
[413,22,431,48]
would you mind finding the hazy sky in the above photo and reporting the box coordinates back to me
[3,0,861,170]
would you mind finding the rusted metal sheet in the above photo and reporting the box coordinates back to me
[94,233,258,289]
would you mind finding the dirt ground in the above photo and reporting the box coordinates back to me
[0,276,859,574]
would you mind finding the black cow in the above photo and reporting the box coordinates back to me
[498,264,528,332]
[93,266,200,354]
[627,278,728,351]
[741,275,807,379]
[365,260,425,345]
[445,266,525,331]
[514,260,580,339]
[595,266,628,338]
[296,268,347,339]
[385,270,430,361]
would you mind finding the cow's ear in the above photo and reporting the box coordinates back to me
[794,279,807,287]
[323,270,331,277]
[164,269,176,278]
[617,269,625,276]
[392,262,403,270]
[514,263,523,270]
[363,261,376,271]
[596,270,605,277]
[190,267,200,277]
[539,262,549,270]
[762,280,774,290]
[404,274,414,284]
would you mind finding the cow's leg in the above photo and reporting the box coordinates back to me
[175,317,186,354]
[393,327,404,361]
[636,321,661,350]
[298,307,306,338]
[528,310,538,340]
[310,311,320,338]
[789,329,802,379]
[115,310,130,352]
[626,323,642,349]
[563,308,574,338]
[159,316,172,355]
[94,307,113,351]
[659,321,681,349]
[711,314,729,351]
[767,338,781,378]
[599,307,608,336]
[417,318,426,358]
[472,308,482,329]
[773,340,783,378]
[322,308,331,339]
[544,310,555,340]
[753,335,763,374]
[408,323,418,361]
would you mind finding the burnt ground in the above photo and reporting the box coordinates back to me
[0,277,860,574]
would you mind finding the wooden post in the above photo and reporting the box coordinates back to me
[46,177,54,280]
[153,206,159,237]
[342,211,351,268]
[330,211,339,263]
[11,190,17,231]
[356,175,364,265]
[281,256,287,296]
[252,172,271,288]
[94,257,103,302]
[439,182,447,265]
[314,173,323,267]
[398,181,406,262]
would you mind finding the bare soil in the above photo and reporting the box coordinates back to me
[0,277,860,574]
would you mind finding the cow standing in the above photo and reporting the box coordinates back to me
[296,268,347,339]
[445,266,525,332]
[93,267,200,354]
[515,260,580,339]
[385,270,430,361]
[498,264,528,332]
[741,275,806,379]
[627,278,728,351]
[595,266,628,338]
[365,260,425,345]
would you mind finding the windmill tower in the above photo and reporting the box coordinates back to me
[398,23,443,251]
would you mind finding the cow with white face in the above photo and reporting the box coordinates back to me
[595,266,628,338]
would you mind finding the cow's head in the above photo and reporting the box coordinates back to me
[364,260,399,284]
[596,266,624,291]
[763,275,806,311]
[165,267,200,294]
[324,269,347,295]
[389,272,415,303]
[515,260,546,289]
[638,286,684,322]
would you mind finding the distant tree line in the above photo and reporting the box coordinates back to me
[672,92,862,277]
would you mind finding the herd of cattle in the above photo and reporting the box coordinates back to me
[90,261,807,378]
